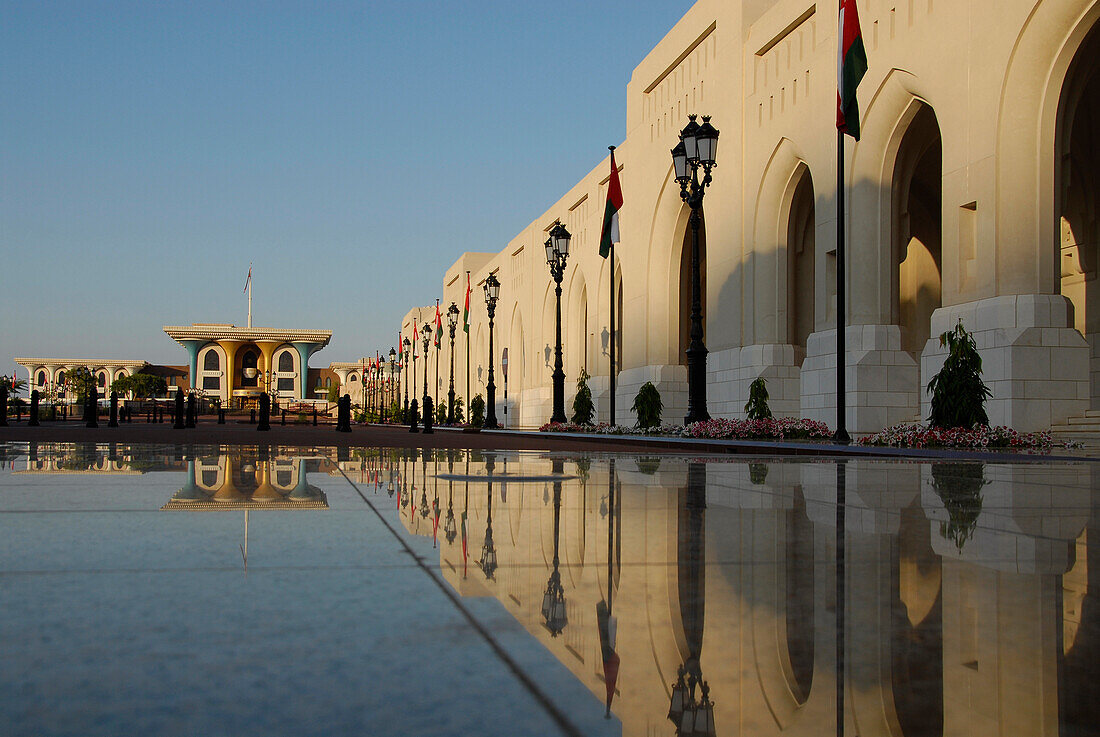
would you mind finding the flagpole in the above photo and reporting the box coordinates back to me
[609,242,616,426]
[834,130,849,444]
[465,270,471,417]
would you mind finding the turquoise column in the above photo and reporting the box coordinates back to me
[292,342,319,399]
[178,340,205,392]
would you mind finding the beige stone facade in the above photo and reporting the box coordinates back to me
[402,0,1100,433]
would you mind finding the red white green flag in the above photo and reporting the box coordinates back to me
[434,304,442,348]
[837,0,868,140]
[599,149,623,259]
[463,274,471,333]
[412,322,418,357]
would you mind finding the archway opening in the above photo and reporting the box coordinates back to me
[678,214,707,365]
[1058,22,1100,407]
[787,169,816,363]
[893,104,943,357]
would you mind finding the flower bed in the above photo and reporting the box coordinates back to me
[857,423,1072,450]
[539,417,831,441]
[679,417,832,441]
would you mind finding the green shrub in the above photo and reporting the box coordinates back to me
[571,369,594,425]
[745,377,772,420]
[452,397,465,424]
[470,394,485,428]
[436,402,447,424]
[927,321,991,428]
[632,382,663,429]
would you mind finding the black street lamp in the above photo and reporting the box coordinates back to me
[544,222,572,424]
[483,273,501,429]
[672,114,719,424]
[388,348,397,423]
[542,462,567,636]
[447,302,459,424]
[421,322,432,409]
[403,338,411,419]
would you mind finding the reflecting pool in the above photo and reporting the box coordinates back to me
[1,442,1098,737]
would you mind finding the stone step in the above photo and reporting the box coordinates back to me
[1066,416,1100,425]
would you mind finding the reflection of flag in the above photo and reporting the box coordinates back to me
[596,600,620,714]
[432,502,440,543]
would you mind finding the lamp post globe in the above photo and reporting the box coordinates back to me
[545,222,572,424]
[483,273,501,429]
[672,114,719,424]
[447,302,459,424]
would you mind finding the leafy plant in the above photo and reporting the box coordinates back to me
[327,381,341,404]
[111,372,167,399]
[65,367,97,405]
[452,397,465,424]
[0,376,27,396]
[571,369,594,425]
[631,382,663,429]
[436,401,447,424]
[745,377,772,420]
[470,394,485,428]
[927,321,991,428]
[749,462,769,485]
[636,457,661,475]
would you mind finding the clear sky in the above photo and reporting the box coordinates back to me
[1,0,696,378]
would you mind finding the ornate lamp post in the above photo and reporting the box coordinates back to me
[544,222,572,424]
[541,462,567,636]
[483,273,501,429]
[447,302,459,424]
[388,348,397,423]
[403,337,411,419]
[421,323,432,408]
[376,358,384,423]
[672,114,719,424]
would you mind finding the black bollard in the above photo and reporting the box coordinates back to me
[409,398,420,433]
[173,391,184,429]
[250,408,256,425]
[0,384,9,428]
[28,390,39,427]
[86,385,99,429]
[14,401,21,423]
[108,391,119,428]
[257,394,271,431]
[186,393,196,428]
[422,395,433,434]
[313,405,318,426]
[217,407,225,425]
[281,409,286,426]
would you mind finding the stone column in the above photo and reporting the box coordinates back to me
[292,342,319,399]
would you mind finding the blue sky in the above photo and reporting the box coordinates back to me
[1,0,696,377]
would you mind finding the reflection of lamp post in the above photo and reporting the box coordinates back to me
[666,462,715,737]
[672,114,719,424]
[478,454,497,580]
[542,463,567,636]
[447,302,459,424]
[544,222,572,424]
[483,273,501,429]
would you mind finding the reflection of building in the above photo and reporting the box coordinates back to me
[164,323,332,406]
[397,0,1100,433]
[162,457,328,510]
[425,454,1099,736]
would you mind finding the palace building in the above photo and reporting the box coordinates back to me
[396,0,1100,433]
